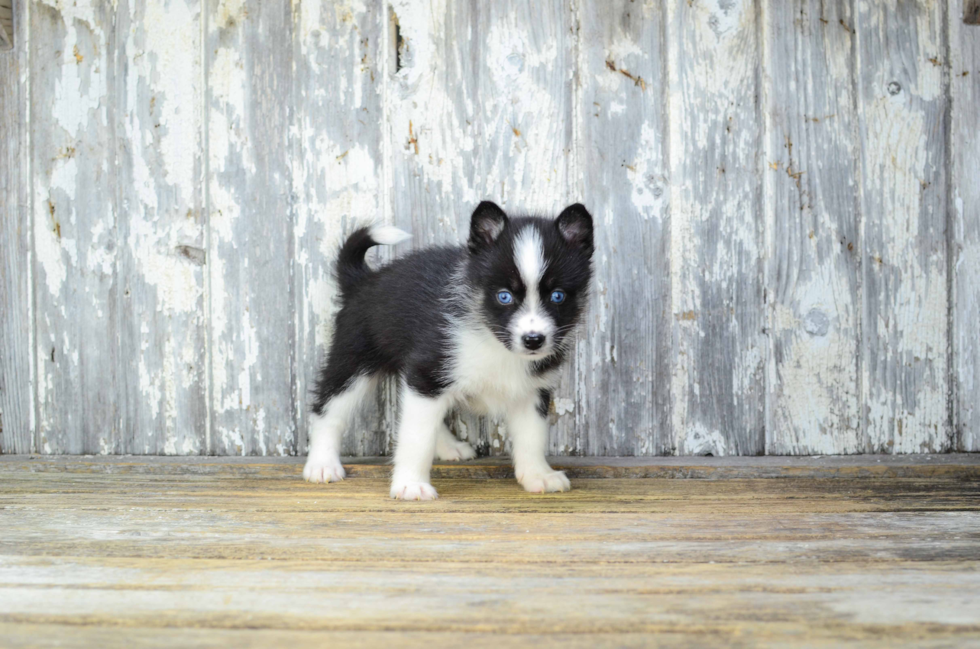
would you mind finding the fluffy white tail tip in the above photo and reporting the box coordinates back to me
[369,226,412,246]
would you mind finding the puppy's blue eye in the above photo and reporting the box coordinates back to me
[496,290,514,305]
[550,290,566,304]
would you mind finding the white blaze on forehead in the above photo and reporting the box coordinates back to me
[513,226,547,300]
[510,226,555,352]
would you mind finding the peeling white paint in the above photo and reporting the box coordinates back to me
[140,0,200,193]
[482,14,564,213]
[210,47,246,113]
[41,0,106,138]
[554,398,574,417]
[681,423,728,457]
[628,122,666,219]
[237,302,258,411]
[857,0,949,453]
[34,198,67,297]
[668,0,762,455]
[182,436,199,455]
[218,426,245,456]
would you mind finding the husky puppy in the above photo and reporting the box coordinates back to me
[304,201,594,500]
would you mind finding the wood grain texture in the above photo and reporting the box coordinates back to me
[31,0,119,454]
[112,0,207,454]
[763,0,863,454]
[29,0,208,455]
[950,0,980,452]
[856,0,950,453]
[475,0,572,214]
[291,0,390,458]
[384,0,477,245]
[0,0,33,454]
[206,0,296,455]
[667,0,766,456]
[0,462,978,645]
[574,0,670,455]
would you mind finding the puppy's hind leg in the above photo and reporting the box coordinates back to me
[434,421,477,462]
[304,374,376,483]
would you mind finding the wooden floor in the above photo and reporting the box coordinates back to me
[1,455,979,648]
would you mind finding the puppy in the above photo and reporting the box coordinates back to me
[304,201,594,500]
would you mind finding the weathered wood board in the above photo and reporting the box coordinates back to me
[0,0,32,453]
[856,0,950,453]
[1,0,978,456]
[206,0,296,456]
[0,458,978,645]
[31,0,119,454]
[113,0,208,454]
[667,0,765,456]
[763,0,862,454]
[575,0,670,455]
[951,0,980,452]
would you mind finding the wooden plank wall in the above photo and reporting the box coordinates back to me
[951,0,980,452]
[0,0,978,456]
[668,0,765,456]
[858,0,950,454]
[206,0,295,456]
[0,0,31,453]
[763,0,862,455]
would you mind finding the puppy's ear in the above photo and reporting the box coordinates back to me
[556,203,594,256]
[468,201,508,253]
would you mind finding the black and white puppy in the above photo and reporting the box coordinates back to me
[304,201,594,500]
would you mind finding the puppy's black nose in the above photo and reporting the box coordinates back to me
[522,333,546,351]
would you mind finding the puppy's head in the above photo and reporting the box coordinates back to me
[466,201,594,360]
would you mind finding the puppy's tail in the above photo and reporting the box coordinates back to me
[336,225,412,295]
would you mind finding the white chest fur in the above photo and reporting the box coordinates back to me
[447,325,557,416]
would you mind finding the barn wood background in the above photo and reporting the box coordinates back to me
[1,0,978,457]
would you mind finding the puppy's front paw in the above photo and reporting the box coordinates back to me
[390,481,439,501]
[518,469,570,494]
[303,458,346,483]
[435,436,477,462]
